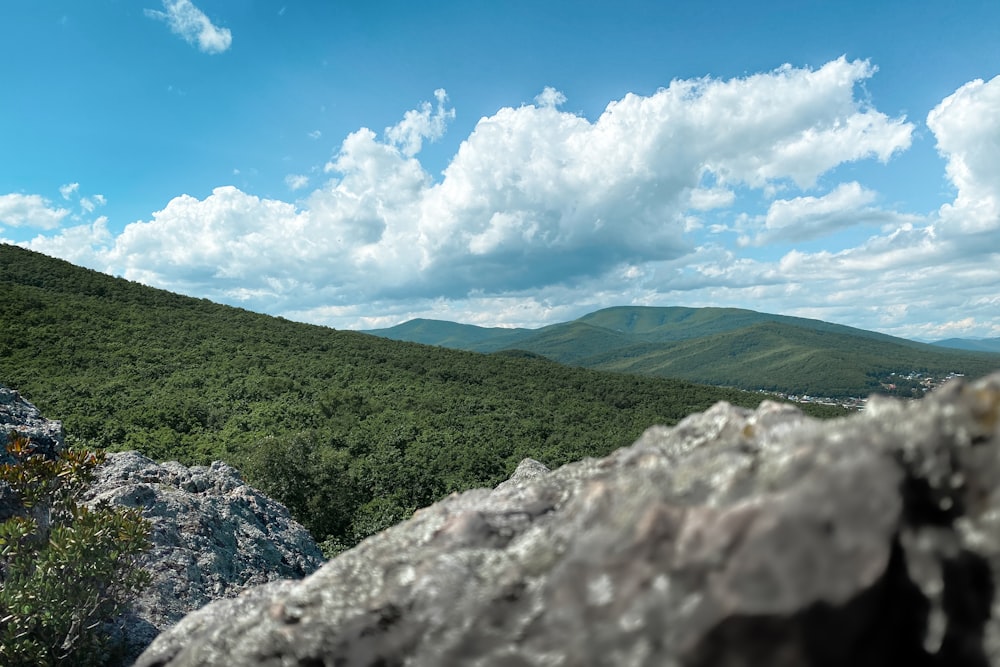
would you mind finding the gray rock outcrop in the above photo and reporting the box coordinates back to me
[0,386,64,523]
[0,385,63,462]
[136,371,1000,667]
[0,385,325,664]
[85,452,325,663]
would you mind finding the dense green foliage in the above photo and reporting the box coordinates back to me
[0,433,151,666]
[369,306,1000,397]
[0,244,844,550]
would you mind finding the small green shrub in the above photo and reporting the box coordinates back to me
[0,432,151,666]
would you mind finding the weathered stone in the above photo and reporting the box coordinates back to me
[0,385,325,663]
[84,451,325,664]
[136,372,1000,667]
[0,388,64,524]
[0,386,63,463]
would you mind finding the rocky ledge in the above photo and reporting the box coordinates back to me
[136,372,1000,667]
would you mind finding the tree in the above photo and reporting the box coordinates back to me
[239,430,360,556]
[0,432,151,666]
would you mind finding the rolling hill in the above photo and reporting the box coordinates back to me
[366,306,1000,397]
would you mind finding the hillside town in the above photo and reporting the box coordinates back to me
[758,371,969,411]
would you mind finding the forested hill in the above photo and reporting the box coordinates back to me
[0,244,844,550]
[367,306,1000,397]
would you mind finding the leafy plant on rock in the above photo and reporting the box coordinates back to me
[0,431,151,667]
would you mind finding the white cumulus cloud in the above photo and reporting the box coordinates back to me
[928,74,1000,234]
[82,60,915,315]
[108,187,310,300]
[748,182,918,245]
[145,0,232,54]
[534,86,567,108]
[384,89,455,157]
[31,60,1000,339]
[80,194,107,213]
[17,218,114,269]
[688,187,735,211]
[0,194,70,229]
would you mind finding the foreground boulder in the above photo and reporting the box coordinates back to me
[137,372,1000,666]
[85,452,325,662]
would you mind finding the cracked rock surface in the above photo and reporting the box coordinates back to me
[85,452,325,663]
[136,372,1000,666]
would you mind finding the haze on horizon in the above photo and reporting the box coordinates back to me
[1,1,999,342]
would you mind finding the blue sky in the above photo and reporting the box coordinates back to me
[2,1,999,341]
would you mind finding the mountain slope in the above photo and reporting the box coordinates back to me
[576,321,967,396]
[366,306,1000,396]
[574,305,930,347]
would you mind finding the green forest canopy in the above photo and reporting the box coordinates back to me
[1,244,847,550]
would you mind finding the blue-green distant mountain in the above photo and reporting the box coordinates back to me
[932,337,1000,353]
[369,318,533,352]
[365,306,1000,397]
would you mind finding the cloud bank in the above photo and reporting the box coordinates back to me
[10,59,1000,339]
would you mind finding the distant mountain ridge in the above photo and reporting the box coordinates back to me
[375,318,531,352]
[365,306,1000,397]
[932,337,1000,353]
